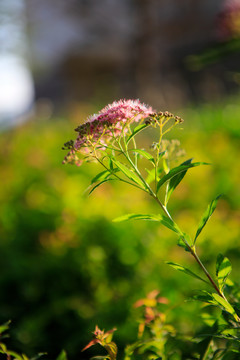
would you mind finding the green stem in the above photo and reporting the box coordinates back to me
[191,247,226,299]
[127,124,138,167]
[117,138,153,194]
[154,122,163,192]
[93,153,147,193]
[151,193,229,301]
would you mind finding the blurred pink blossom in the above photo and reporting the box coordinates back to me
[216,0,240,40]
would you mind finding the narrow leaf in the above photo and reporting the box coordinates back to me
[91,170,111,184]
[113,213,180,234]
[216,254,232,291]
[56,350,68,360]
[129,149,155,164]
[166,261,208,283]
[126,123,149,144]
[156,162,208,194]
[109,158,114,171]
[0,321,10,335]
[146,167,163,184]
[212,293,238,320]
[194,195,221,244]
[145,168,155,184]
[165,159,193,203]
[89,179,113,195]
[192,290,216,305]
[112,160,144,187]
[113,213,164,222]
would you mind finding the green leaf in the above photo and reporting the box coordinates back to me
[165,159,193,203]
[145,167,163,184]
[216,254,232,291]
[145,168,155,184]
[30,353,47,360]
[112,160,144,187]
[158,151,166,158]
[166,262,208,283]
[89,179,113,195]
[113,213,163,222]
[192,290,217,305]
[129,149,155,164]
[212,293,238,320]
[113,213,180,234]
[126,123,149,144]
[6,351,25,360]
[194,195,221,244]
[156,162,208,194]
[56,350,68,360]
[0,321,10,335]
[109,158,114,171]
[91,170,111,184]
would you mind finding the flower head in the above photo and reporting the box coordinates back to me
[63,99,154,165]
[96,99,154,124]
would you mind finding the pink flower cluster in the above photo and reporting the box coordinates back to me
[91,99,154,124]
[75,99,153,148]
[63,99,154,165]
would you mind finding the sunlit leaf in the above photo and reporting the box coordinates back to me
[201,312,217,327]
[89,179,113,195]
[0,343,7,353]
[194,195,221,244]
[113,213,180,233]
[216,254,232,291]
[7,350,24,360]
[56,350,68,360]
[91,170,111,184]
[192,290,217,305]
[126,123,149,144]
[0,321,10,335]
[212,293,238,320]
[165,159,193,204]
[109,158,114,171]
[129,149,155,164]
[145,168,163,184]
[145,168,155,184]
[112,160,145,187]
[113,213,163,222]
[166,261,208,283]
[156,162,208,194]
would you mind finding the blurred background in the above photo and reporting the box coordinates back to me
[0,0,240,359]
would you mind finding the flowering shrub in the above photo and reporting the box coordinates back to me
[63,99,240,359]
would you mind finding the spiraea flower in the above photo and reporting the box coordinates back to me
[63,99,154,165]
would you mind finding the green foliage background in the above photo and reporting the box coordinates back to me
[0,97,239,359]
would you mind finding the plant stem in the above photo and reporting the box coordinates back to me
[190,248,224,299]
[94,154,148,193]
[151,194,228,301]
